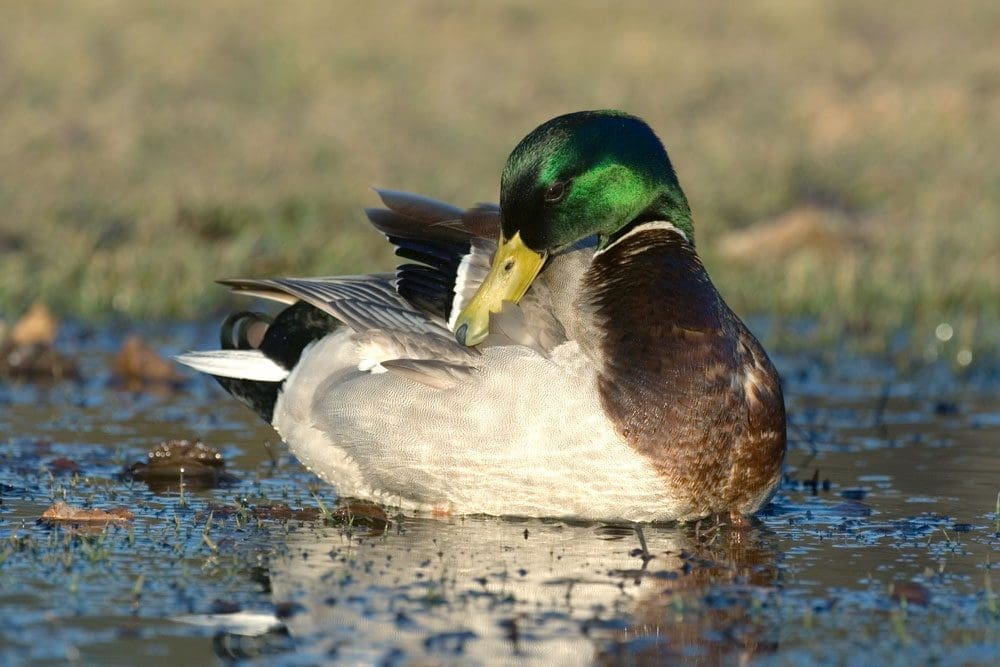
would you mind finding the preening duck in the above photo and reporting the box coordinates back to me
[177,110,786,523]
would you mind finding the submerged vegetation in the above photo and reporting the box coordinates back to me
[0,1,997,359]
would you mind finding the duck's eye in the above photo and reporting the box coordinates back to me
[543,180,570,204]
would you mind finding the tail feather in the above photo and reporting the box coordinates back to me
[175,350,290,382]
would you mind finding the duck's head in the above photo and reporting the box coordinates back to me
[454,110,692,346]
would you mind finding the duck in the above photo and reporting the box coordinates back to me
[177,110,786,524]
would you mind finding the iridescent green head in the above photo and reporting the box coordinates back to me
[499,110,693,250]
[454,110,694,346]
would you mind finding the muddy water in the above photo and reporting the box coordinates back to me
[1,324,998,665]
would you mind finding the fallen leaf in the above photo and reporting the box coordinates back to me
[0,302,78,381]
[890,581,930,607]
[40,501,133,524]
[9,302,59,346]
[331,501,389,529]
[0,340,79,381]
[113,335,186,390]
[47,456,81,475]
[126,439,234,491]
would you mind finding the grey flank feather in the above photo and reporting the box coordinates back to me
[380,359,477,390]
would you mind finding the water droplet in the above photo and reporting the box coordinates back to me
[956,349,972,366]
[934,323,953,342]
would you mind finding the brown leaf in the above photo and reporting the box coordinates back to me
[0,340,79,381]
[127,439,233,491]
[9,302,59,346]
[0,302,78,381]
[113,335,186,390]
[40,501,133,524]
[890,581,930,607]
[331,501,389,529]
[47,456,81,475]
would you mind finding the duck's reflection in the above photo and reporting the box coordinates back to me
[217,516,781,665]
[596,522,781,665]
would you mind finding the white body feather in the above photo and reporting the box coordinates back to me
[270,330,681,522]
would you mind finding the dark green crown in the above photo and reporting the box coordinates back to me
[500,110,693,250]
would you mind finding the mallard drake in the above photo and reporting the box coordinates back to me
[178,110,786,523]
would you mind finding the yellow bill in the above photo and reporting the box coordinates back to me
[453,232,546,347]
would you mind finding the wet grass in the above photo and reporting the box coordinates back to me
[0,1,998,356]
[1,325,999,664]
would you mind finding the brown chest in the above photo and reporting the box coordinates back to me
[584,226,786,518]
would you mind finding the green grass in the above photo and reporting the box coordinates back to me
[1,1,997,357]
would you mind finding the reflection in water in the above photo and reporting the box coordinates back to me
[234,516,782,664]
[597,523,781,665]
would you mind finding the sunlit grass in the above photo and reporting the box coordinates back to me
[0,0,997,355]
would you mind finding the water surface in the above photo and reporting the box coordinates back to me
[1,324,998,665]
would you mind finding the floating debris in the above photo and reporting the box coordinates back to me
[39,501,133,525]
[0,302,79,381]
[8,302,58,346]
[47,456,81,475]
[890,581,931,607]
[112,335,187,392]
[330,500,390,530]
[126,439,235,491]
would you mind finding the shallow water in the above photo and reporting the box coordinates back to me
[1,323,998,666]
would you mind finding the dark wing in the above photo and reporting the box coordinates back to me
[365,189,499,324]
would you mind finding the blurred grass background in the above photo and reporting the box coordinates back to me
[1,1,997,356]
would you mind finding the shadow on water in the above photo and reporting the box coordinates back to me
[0,322,998,665]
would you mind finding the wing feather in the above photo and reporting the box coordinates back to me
[220,275,451,339]
[365,190,500,322]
